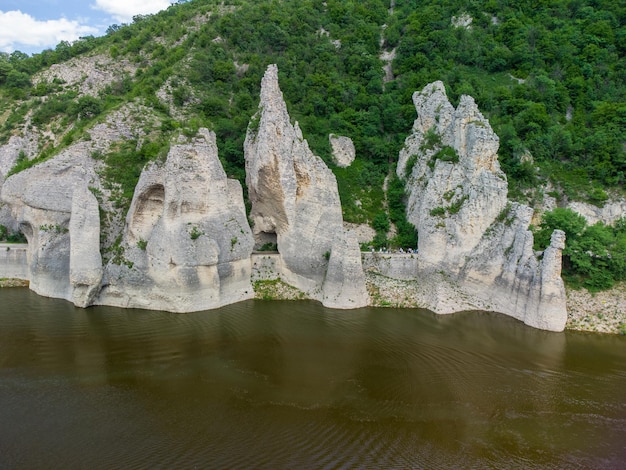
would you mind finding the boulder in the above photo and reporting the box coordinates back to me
[329,134,355,168]
[244,64,368,308]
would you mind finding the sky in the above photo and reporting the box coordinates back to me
[0,0,177,55]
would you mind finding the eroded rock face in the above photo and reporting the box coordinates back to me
[69,185,103,307]
[1,151,100,302]
[0,135,40,177]
[567,200,626,226]
[245,64,368,308]
[98,129,255,312]
[33,53,138,97]
[398,81,567,331]
[461,204,567,331]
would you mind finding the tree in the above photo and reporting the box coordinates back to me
[534,208,587,250]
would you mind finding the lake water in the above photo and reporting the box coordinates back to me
[1,288,625,468]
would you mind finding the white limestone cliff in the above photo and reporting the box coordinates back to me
[98,129,255,312]
[398,81,567,331]
[0,70,567,330]
[1,127,254,313]
[244,64,368,308]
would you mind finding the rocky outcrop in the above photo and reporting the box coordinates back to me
[1,127,254,313]
[461,204,567,331]
[398,81,567,331]
[0,69,569,330]
[33,53,137,97]
[245,64,368,308]
[1,149,99,302]
[398,81,507,274]
[567,200,626,226]
[329,134,356,168]
[0,135,39,177]
[98,129,255,312]
[0,134,41,230]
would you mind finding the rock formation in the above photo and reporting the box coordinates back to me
[1,149,100,303]
[398,81,507,273]
[398,81,567,331]
[567,200,626,226]
[0,127,254,313]
[0,69,568,330]
[329,134,356,168]
[98,128,255,312]
[245,64,368,308]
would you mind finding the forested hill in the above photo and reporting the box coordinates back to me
[0,0,624,289]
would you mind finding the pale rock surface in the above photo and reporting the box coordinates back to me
[380,48,396,83]
[567,200,626,226]
[329,134,356,168]
[0,133,41,229]
[1,150,100,303]
[98,129,255,312]
[343,222,376,244]
[462,205,567,331]
[245,64,368,308]
[0,135,40,177]
[398,81,507,274]
[451,13,473,29]
[69,185,103,307]
[398,81,567,331]
[33,54,137,97]
[322,229,369,308]
[0,101,168,306]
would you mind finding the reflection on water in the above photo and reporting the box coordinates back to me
[0,289,625,468]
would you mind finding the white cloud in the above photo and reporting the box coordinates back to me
[92,0,174,23]
[0,10,98,53]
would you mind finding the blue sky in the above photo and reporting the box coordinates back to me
[0,0,176,55]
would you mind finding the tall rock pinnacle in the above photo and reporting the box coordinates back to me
[398,81,567,331]
[244,64,368,308]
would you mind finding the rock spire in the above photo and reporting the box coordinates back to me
[244,64,368,308]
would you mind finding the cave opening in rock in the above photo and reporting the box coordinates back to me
[15,222,31,244]
[255,231,278,252]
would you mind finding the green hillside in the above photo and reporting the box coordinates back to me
[0,0,624,289]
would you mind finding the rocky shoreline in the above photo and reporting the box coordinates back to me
[1,275,623,334]
[0,278,29,288]
[365,272,626,335]
[566,284,626,335]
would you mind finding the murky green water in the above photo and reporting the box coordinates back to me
[0,288,624,468]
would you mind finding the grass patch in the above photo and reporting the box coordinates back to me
[98,138,170,213]
[427,145,458,171]
[253,278,307,301]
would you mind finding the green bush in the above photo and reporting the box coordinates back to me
[535,209,626,291]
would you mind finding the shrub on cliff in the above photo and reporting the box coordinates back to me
[535,209,626,291]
